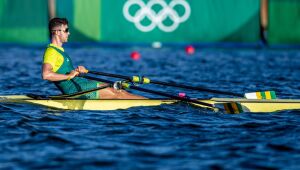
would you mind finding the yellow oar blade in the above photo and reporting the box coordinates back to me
[222,102,244,114]
[244,91,277,99]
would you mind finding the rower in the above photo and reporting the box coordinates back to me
[42,18,145,99]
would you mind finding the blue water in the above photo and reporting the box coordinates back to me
[0,44,300,169]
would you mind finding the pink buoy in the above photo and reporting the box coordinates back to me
[178,92,186,98]
[185,45,195,55]
[130,51,141,60]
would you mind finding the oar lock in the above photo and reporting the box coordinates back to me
[113,81,131,90]
[113,76,150,90]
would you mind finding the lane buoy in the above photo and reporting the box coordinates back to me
[185,45,195,55]
[130,51,141,60]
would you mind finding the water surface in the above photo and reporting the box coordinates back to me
[0,44,300,169]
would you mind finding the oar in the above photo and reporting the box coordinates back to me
[87,70,243,97]
[81,75,217,111]
[49,84,111,99]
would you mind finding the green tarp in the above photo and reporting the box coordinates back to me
[0,0,48,43]
[100,0,260,43]
[268,0,300,44]
[56,0,101,42]
[0,0,261,44]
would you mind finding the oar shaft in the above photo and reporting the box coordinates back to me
[130,85,214,108]
[87,71,243,97]
[150,80,243,97]
[88,71,130,80]
[50,84,111,99]
[82,75,214,108]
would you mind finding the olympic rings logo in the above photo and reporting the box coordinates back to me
[123,0,191,32]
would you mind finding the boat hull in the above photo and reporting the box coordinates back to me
[1,95,300,112]
[0,95,180,110]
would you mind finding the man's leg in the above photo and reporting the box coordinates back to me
[98,87,146,99]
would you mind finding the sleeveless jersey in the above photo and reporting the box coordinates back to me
[43,44,101,99]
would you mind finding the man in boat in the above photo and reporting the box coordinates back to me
[42,18,145,99]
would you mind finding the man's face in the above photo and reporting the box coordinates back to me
[60,24,70,42]
[54,24,70,42]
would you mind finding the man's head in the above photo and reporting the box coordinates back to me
[49,18,70,42]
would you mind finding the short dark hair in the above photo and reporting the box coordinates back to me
[48,18,68,35]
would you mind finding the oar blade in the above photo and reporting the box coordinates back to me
[222,102,244,114]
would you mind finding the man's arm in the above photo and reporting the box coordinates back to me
[42,63,78,81]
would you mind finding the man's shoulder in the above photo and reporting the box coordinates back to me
[44,46,61,57]
[45,46,57,53]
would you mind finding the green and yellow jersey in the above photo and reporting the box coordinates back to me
[43,44,65,72]
[43,44,102,99]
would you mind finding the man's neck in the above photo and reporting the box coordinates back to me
[51,37,63,47]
